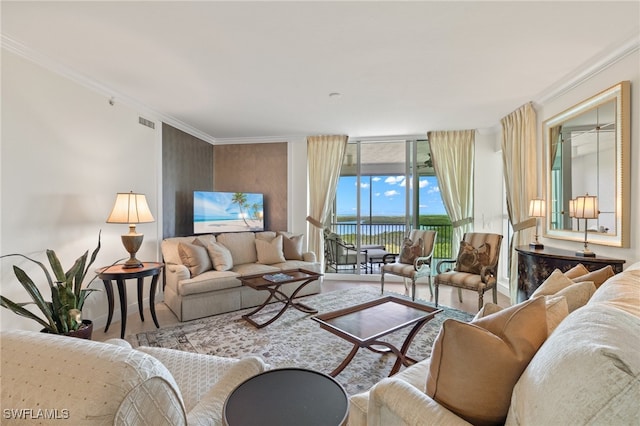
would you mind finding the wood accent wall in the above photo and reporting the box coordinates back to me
[214,143,288,232]
[162,123,213,238]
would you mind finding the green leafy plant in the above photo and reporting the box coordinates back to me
[0,232,102,334]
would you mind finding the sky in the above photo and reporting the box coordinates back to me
[336,175,447,217]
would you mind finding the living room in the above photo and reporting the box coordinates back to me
[1,2,639,424]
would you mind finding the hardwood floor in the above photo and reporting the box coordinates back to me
[94,277,511,342]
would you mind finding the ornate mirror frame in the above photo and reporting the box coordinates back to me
[543,81,630,247]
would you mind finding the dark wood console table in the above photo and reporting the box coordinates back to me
[515,246,625,302]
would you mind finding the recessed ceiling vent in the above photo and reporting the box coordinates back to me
[138,116,155,129]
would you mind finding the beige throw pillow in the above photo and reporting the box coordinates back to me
[426,296,548,426]
[563,263,589,279]
[178,241,213,277]
[206,242,234,271]
[255,235,286,264]
[399,237,423,265]
[531,268,574,297]
[278,232,304,260]
[572,265,615,288]
[555,281,597,312]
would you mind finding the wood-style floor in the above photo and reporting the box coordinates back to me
[94,278,511,342]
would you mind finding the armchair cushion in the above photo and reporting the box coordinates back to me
[426,296,547,426]
[400,237,424,265]
[456,241,491,274]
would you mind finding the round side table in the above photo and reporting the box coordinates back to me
[97,262,164,339]
[223,368,348,426]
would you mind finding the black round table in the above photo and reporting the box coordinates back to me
[223,368,348,426]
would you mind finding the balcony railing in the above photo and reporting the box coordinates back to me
[329,222,453,259]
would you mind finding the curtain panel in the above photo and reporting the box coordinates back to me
[306,135,348,269]
[501,102,538,303]
[427,130,475,258]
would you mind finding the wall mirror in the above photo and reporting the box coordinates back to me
[544,81,630,247]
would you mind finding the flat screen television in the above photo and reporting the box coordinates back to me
[194,191,264,234]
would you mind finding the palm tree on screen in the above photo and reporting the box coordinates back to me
[231,192,250,227]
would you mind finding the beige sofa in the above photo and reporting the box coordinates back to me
[349,262,640,425]
[162,231,321,321]
[0,330,267,425]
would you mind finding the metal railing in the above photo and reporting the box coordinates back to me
[330,222,453,259]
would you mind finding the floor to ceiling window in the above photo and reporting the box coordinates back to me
[326,139,451,275]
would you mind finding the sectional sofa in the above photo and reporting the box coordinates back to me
[161,231,321,321]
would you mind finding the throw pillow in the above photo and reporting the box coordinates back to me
[554,281,597,312]
[456,241,491,274]
[178,241,213,277]
[399,237,423,265]
[531,268,575,298]
[572,265,615,288]
[563,263,589,279]
[426,296,547,426]
[278,232,304,260]
[206,241,234,271]
[255,235,286,264]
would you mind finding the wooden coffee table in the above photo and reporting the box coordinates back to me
[312,295,442,377]
[239,268,322,328]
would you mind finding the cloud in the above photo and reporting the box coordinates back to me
[385,190,400,197]
[372,177,381,182]
[355,181,369,188]
[419,179,429,188]
[385,176,405,185]
[428,185,441,194]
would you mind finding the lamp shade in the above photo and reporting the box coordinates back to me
[573,194,599,219]
[106,192,155,224]
[529,198,545,218]
[568,199,576,218]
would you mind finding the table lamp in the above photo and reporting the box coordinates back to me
[107,191,155,268]
[528,198,545,249]
[573,193,598,257]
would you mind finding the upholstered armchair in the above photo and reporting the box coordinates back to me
[1,330,267,426]
[380,230,437,300]
[434,232,503,311]
[324,231,367,272]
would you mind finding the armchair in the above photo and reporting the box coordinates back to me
[0,330,267,425]
[324,231,367,272]
[434,232,503,311]
[380,230,437,300]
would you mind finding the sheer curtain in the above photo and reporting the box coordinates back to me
[306,135,348,268]
[501,102,538,303]
[427,130,475,257]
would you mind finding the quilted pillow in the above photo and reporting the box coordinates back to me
[256,235,286,264]
[399,237,423,265]
[456,241,491,274]
[206,241,234,271]
[178,241,213,277]
[426,296,548,426]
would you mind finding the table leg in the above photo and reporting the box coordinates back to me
[388,318,429,376]
[243,279,318,328]
[149,274,160,329]
[116,278,127,339]
[102,280,114,333]
[330,344,360,377]
[137,277,145,322]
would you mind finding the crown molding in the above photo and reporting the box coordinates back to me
[1,34,217,145]
[534,31,640,105]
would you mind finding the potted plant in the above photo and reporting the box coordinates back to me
[0,232,103,339]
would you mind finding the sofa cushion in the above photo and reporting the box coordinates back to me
[506,304,640,425]
[572,264,615,288]
[531,268,574,297]
[206,241,234,271]
[554,280,596,312]
[399,237,423,265]
[426,296,547,426]
[589,267,640,316]
[474,297,568,337]
[231,263,279,276]
[177,270,241,296]
[178,241,213,277]
[563,263,589,279]
[216,232,258,265]
[278,232,305,260]
[256,235,286,264]
[455,241,492,275]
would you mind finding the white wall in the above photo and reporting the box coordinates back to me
[1,50,163,332]
[536,49,639,266]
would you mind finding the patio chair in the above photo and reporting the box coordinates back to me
[434,232,503,311]
[324,231,367,272]
[380,229,437,300]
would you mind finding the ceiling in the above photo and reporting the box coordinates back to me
[2,1,639,141]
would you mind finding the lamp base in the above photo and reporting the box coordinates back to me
[122,257,144,269]
[529,242,544,250]
[576,250,596,258]
[121,233,144,269]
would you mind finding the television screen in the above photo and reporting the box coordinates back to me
[194,191,264,234]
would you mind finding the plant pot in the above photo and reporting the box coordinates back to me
[42,320,93,340]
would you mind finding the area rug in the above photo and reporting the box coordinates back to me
[129,286,473,395]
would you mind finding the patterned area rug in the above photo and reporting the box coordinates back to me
[129,286,473,395]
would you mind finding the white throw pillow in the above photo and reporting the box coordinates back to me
[255,235,286,264]
[206,242,234,271]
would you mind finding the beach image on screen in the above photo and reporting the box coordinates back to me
[194,191,264,233]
